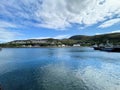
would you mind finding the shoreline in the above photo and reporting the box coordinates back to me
[1,46,91,49]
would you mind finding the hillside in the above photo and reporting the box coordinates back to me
[0,33,120,47]
[0,38,77,47]
[69,33,120,44]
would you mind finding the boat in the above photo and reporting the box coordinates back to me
[93,44,103,50]
[101,47,113,52]
[93,45,100,50]
[100,47,120,52]
[93,41,120,52]
[112,47,120,52]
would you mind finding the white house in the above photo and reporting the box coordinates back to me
[73,44,81,47]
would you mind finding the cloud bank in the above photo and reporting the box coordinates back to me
[36,0,120,29]
[29,34,70,40]
[0,0,120,29]
[0,28,20,42]
[98,18,120,28]
[0,0,120,41]
[96,30,120,35]
[0,20,21,42]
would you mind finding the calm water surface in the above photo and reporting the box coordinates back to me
[0,47,120,90]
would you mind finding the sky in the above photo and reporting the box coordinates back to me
[0,0,120,42]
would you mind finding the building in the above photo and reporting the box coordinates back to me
[73,44,81,47]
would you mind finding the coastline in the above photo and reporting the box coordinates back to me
[1,46,90,49]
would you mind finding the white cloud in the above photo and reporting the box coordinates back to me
[29,35,70,40]
[111,30,120,33]
[0,20,17,28]
[98,18,120,28]
[0,28,21,42]
[54,35,70,39]
[36,0,120,29]
[0,0,120,29]
[31,36,51,39]
[95,30,120,35]
[0,20,22,42]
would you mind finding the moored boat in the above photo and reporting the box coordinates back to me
[93,47,101,50]
[93,45,101,50]
[112,47,120,52]
[93,41,120,52]
[100,47,120,52]
[93,44,104,50]
[101,47,113,52]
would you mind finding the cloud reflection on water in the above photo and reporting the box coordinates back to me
[0,48,120,90]
[36,62,120,90]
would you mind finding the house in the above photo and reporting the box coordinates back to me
[58,44,66,47]
[61,44,66,47]
[73,44,81,47]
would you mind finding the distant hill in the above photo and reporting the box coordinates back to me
[69,33,120,44]
[0,33,119,47]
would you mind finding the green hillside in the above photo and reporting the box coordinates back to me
[69,33,120,45]
[0,33,120,47]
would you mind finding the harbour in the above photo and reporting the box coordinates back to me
[0,47,120,90]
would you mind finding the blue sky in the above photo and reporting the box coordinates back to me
[0,0,120,42]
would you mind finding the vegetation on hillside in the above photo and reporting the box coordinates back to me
[70,33,120,45]
[0,33,119,47]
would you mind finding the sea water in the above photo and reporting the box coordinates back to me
[0,47,120,90]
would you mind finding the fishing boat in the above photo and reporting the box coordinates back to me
[112,47,120,52]
[101,47,113,52]
[93,44,104,50]
[101,47,120,52]
[100,41,113,52]
[93,45,101,50]
[93,41,120,52]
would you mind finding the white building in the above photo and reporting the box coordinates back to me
[73,44,81,47]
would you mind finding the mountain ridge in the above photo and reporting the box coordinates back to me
[69,33,120,44]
